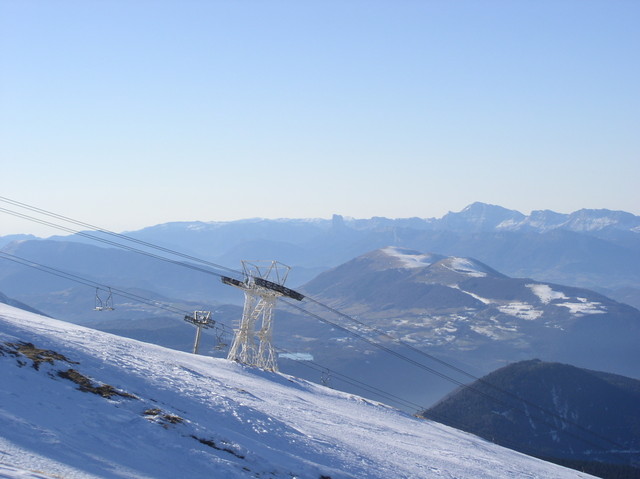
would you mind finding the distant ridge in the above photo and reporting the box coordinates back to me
[423,360,640,478]
[5,202,638,240]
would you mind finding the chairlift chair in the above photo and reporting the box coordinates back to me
[214,329,228,350]
[94,287,114,311]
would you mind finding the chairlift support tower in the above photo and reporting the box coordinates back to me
[184,310,214,354]
[222,260,304,372]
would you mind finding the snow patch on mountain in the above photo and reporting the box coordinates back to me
[469,321,521,341]
[568,217,618,231]
[557,298,606,316]
[186,223,209,231]
[496,219,520,229]
[563,210,633,232]
[526,285,607,316]
[279,352,314,361]
[450,285,493,304]
[526,284,569,304]
[446,258,488,277]
[498,302,544,320]
[381,246,436,268]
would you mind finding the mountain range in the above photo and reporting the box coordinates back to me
[1,202,639,477]
[1,229,639,410]
[1,204,639,400]
[6,202,635,308]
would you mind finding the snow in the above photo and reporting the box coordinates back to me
[447,258,487,277]
[0,304,595,479]
[279,352,314,361]
[526,285,606,316]
[186,223,208,231]
[557,298,606,316]
[526,284,569,304]
[465,292,491,304]
[497,302,544,320]
[381,246,435,268]
[495,219,521,230]
[469,323,519,341]
[0,464,60,479]
[567,217,618,231]
[451,286,493,304]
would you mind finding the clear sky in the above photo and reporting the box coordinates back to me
[1,0,639,236]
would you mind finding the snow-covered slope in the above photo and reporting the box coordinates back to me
[0,304,595,479]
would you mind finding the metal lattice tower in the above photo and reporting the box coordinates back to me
[222,260,304,372]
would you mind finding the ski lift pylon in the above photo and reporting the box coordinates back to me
[184,311,214,354]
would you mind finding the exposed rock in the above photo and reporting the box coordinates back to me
[57,368,137,400]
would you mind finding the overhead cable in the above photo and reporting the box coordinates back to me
[0,196,629,454]
[0,195,242,277]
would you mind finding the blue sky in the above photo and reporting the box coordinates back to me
[1,0,639,236]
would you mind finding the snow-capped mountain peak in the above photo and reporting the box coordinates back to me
[440,202,526,232]
[492,206,640,233]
